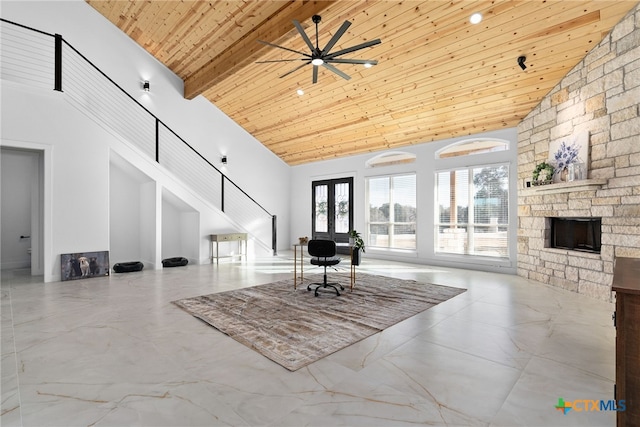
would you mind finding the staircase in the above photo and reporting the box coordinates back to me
[1,18,277,268]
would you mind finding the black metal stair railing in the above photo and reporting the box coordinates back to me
[0,18,277,255]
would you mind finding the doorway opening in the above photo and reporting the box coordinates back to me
[0,147,44,276]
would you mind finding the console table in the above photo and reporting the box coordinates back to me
[612,257,640,426]
[210,233,247,265]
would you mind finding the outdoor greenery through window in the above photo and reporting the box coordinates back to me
[436,165,509,257]
[367,174,416,250]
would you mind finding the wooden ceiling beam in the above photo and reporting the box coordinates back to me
[183,0,336,100]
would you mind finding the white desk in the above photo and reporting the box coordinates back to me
[210,233,247,265]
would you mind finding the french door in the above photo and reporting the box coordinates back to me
[312,177,353,253]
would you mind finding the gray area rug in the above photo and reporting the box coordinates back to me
[173,273,466,371]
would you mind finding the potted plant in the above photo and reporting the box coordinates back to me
[348,230,365,265]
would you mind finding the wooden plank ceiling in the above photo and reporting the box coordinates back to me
[87,1,637,166]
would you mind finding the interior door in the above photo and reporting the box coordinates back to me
[312,177,353,253]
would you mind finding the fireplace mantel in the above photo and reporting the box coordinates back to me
[521,179,607,196]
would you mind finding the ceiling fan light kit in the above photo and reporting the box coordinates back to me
[257,14,381,84]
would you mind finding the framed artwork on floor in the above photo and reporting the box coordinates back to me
[61,250,110,281]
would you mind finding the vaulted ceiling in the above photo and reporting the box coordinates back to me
[87,1,637,165]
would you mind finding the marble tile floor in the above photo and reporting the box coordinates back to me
[1,254,618,426]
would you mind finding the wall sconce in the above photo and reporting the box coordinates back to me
[517,56,527,70]
[143,80,150,92]
[221,155,227,165]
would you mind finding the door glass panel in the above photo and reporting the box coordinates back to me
[334,182,350,233]
[314,184,328,233]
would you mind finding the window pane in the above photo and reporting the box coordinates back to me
[369,224,388,247]
[454,169,469,224]
[368,177,389,222]
[393,224,416,249]
[314,184,328,233]
[392,174,416,222]
[437,172,451,223]
[436,165,508,258]
[473,166,508,224]
[334,182,350,233]
[471,225,508,257]
[437,226,467,254]
[366,151,416,168]
[366,174,416,250]
[437,170,468,225]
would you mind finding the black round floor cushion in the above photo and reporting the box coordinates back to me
[113,261,144,273]
[162,257,188,268]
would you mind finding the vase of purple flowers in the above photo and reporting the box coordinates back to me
[552,141,580,181]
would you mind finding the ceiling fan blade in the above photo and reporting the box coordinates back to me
[280,61,311,79]
[293,20,315,52]
[324,59,378,65]
[313,65,318,84]
[256,58,309,63]
[325,38,381,59]
[322,63,351,81]
[321,20,351,55]
[258,39,310,57]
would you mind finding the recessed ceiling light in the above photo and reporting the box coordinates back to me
[296,89,304,96]
[364,62,373,68]
[470,13,482,24]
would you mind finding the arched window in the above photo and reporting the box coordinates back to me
[366,151,416,168]
[436,139,508,159]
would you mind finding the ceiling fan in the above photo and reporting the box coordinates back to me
[256,15,381,84]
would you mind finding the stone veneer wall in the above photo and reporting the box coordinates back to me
[517,3,640,301]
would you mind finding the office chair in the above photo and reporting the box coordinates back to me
[307,239,344,296]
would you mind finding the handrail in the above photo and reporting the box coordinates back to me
[0,17,54,37]
[59,22,272,217]
[0,17,277,253]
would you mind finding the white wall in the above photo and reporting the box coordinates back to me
[161,190,199,262]
[1,0,292,250]
[109,156,150,266]
[139,181,158,268]
[290,128,519,274]
[2,85,111,280]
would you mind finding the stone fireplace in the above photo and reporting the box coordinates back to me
[517,4,640,301]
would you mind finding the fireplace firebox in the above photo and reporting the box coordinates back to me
[550,217,601,253]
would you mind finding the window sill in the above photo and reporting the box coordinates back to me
[521,179,606,196]
[368,247,418,256]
